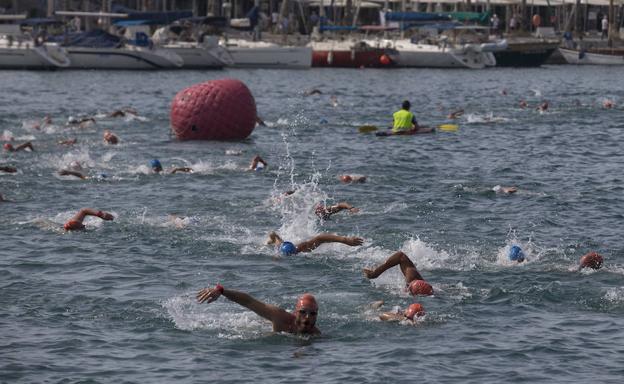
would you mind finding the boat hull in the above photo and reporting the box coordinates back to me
[225,45,311,69]
[0,40,70,69]
[559,47,624,65]
[493,39,558,67]
[64,46,183,69]
[312,48,394,68]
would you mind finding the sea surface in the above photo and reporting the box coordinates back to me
[1,66,623,383]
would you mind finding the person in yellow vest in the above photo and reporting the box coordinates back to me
[392,100,419,133]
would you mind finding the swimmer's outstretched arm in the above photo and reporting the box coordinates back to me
[197,285,292,331]
[170,167,192,174]
[0,165,17,173]
[296,233,363,253]
[325,202,359,215]
[363,251,423,282]
[69,208,114,223]
[16,142,35,151]
[58,170,87,179]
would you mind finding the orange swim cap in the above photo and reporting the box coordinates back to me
[404,303,425,320]
[295,293,318,311]
[408,280,433,296]
[580,252,604,270]
[340,175,352,183]
[64,220,85,231]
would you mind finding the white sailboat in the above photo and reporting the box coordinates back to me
[367,36,501,69]
[0,22,71,69]
[54,11,183,69]
[220,38,312,69]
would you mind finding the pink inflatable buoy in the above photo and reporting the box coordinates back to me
[170,78,257,141]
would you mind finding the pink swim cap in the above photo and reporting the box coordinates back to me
[408,280,433,296]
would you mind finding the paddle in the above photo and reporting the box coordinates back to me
[358,124,458,133]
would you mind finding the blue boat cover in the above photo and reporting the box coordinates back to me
[49,29,122,48]
[385,12,451,22]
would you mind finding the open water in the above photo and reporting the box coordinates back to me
[1,66,624,383]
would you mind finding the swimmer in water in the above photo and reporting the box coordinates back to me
[197,286,321,335]
[66,116,96,129]
[63,208,114,231]
[314,202,359,220]
[32,115,53,130]
[508,245,526,263]
[537,101,549,112]
[149,159,192,174]
[519,100,528,109]
[369,300,426,322]
[255,116,267,127]
[58,161,88,179]
[603,99,615,109]
[363,251,433,296]
[108,107,138,118]
[578,252,604,271]
[267,231,363,256]
[4,142,34,152]
[1,165,17,173]
[304,89,323,96]
[339,175,366,183]
[447,109,464,119]
[58,169,87,179]
[58,138,77,146]
[0,193,10,202]
[103,130,119,145]
[249,155,268,171]
[492,185,518,194]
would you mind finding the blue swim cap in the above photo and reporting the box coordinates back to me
[150,159,162,169]
[255,163,265,171]
[509,245,525,262]
[99,173,107,178]
[280,241,297,256]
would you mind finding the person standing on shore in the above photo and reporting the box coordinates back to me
[601,16,608,40]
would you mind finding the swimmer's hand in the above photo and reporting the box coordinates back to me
[345,237,364,246]
[97,211,114,221]
[197,284,223,304]
[348,207,360,214]
[363,268,377,279]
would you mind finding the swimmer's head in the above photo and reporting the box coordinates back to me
[404,303,425,320]
[340,175,352,183]
[408,280,433,296]
[579,252,603,270]
[279,241,297,256]
[294,293,318,333]
[402,100,411,110]
[150,159,163,173]
[3,143,14,151]
[508,245,525,263]
[255,162,265,171]
[69,161,83,171]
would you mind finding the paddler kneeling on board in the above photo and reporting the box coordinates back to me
[392,100,421,134]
